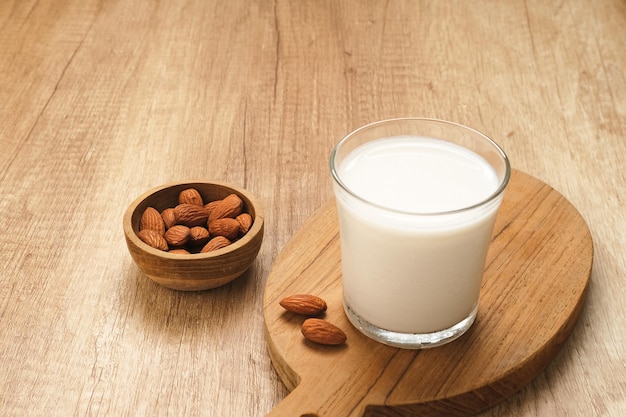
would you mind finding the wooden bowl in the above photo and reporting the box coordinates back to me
[123,181,264,291]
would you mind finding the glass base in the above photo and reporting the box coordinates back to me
[344,303,478,349]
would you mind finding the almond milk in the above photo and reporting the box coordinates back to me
[334,136,503,335]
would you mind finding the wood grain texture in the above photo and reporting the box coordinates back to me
[263,170,592,417]
[0,0,624,416]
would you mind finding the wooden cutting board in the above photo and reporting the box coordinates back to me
[262,169,593,417]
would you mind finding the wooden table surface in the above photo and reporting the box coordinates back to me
[1,1,624,416]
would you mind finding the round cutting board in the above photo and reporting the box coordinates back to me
[263,169,592,417]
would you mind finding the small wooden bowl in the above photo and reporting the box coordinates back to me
[123,181,264,291]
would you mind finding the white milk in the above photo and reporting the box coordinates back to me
[335,136,502,334]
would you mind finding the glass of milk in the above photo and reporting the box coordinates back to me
[330,118,510,349]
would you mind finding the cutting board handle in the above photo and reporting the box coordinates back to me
[266,383,364,417]
[266,386,320,417]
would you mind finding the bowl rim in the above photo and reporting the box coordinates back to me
[123,179,264,259]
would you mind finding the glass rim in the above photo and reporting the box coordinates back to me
[330,117,511,216]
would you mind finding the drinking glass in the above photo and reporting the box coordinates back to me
[330,118,510,349]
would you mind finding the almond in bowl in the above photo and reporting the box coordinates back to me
[123,181,264,291]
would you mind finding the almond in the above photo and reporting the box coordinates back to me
[204,200,221,218]
[208,218,240,240]
[169,248,190,255]
[188,226,210,246]
[236,213,253,234]
[301,318,347,346]
[140,207,165,235]
[137,229,168,251]
[209,194,243,221]
[165,225,190,247]
[279,294,327,316]
[161,208,177,229]
[174,203,209,227]
[179,188,204,206]
[200,236,231,253]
